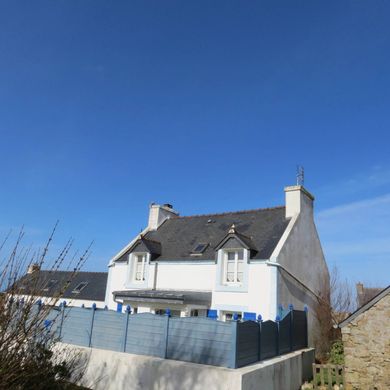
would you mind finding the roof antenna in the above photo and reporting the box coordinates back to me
[296,165,304,186]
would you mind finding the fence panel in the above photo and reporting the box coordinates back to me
[125,313,167,358]
[60,307,92,347]
[167,317,233,367]
[278,312,291,354]
[45,307,62,336]
[260,320,278,360]
[236,320,259,368]
[91,310,126,351]
[292,310,307,350]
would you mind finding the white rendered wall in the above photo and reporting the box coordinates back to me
[211,263,276,320]
[105,262,128,310]
[154,261,215,291]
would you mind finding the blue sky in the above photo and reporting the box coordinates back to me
[0,1,389,286]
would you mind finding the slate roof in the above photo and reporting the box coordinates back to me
[118,206,290,261]
[113,289,212,306]
[16,270,108,302]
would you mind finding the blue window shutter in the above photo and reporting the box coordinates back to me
[117,303,123,313]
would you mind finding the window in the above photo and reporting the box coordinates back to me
[191,243,208,255]
[43,279,57,291]
[223,250,244,284]
[134,253,147,281]
[223,311,242,322]
[190,309,199,317]
[72,281,88,294]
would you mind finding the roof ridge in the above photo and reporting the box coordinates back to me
[176,205,285,219]
[39,269,108,275]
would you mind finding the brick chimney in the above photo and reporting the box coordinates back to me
[148,203,179,230]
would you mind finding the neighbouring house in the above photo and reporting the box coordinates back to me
[338,285,390,390]
[356,282,384,307]
[105,184,329,344]
[15,265,108,309]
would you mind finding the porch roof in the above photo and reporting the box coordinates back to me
[113,289,212,306]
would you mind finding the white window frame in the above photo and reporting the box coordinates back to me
[223,249,244,285]
[133,253,147,282]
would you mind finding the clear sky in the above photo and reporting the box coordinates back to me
[0,1,389,287]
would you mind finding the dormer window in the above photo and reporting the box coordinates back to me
[224,249,244,284]
[72,282,88,294]
[134,253,147,281]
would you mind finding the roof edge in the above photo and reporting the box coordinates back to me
[338,285,390,328]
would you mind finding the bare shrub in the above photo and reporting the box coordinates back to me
[313,265,353,362]
[0,224,91,389]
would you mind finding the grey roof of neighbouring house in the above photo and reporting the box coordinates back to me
[116,206,290,261]
[16,270,108,302]
[338,285,390,328]
[113,289,212,306]
[356,284,384,307]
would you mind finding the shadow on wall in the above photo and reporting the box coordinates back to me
[73,345,238,390]
[278,270,318,345]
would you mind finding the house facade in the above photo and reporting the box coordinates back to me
[105,185,328,330]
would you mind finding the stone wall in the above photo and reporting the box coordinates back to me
[341,292,390,390]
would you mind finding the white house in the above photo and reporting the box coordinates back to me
[105,185,329,327]
[16,266,108,309]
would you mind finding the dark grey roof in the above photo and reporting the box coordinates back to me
[16,270,108,302]
[339,285,390,328]
[124,206,289,261]
[113,289,212,306]
[129,237,162,256]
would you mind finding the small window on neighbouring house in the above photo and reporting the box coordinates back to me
[190,309,199,317]
[191,243,208,254]
[72,282,88,294]
[43,279,57,291]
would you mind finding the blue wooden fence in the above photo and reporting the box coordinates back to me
[49,305,307,369]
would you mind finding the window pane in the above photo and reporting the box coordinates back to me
[237,250,244,260]
[227,251,235,260]
[137,255,143,263]
[227,272,235,282]
[227,260,235,273]
[237,259,244,272]
[237,272,243,282]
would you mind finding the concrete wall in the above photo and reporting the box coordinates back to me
[341,292,390,389]
[62,344,314,390]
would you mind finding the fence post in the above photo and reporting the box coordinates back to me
[304,305,309,347]
[123,305,131,352]
[58,301,66,339]
[289,304,294,352]
[257,314,262,361]
[164,308,171,359]
[229,320,238,368]
[275,315,280,356]
[88,303,97,347]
